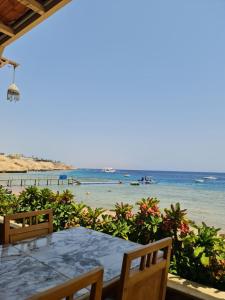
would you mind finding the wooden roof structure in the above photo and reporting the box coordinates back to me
[0,0,71,52]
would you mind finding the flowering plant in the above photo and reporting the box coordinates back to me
[175,222,225,290]
[132,197,162,244]
[161,202,190,239]
[113,202,134,221]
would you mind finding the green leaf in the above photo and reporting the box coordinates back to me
[194,246,205,257]
[200,253,209,267]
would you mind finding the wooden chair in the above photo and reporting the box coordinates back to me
[27,267,104,300]
[118,237,172,300]
[3,209,53,244]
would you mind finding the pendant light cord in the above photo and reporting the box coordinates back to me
[13,66,16,83]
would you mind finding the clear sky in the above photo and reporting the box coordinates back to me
[1,0,225,172]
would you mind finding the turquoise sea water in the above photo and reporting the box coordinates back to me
[2,169,225,230]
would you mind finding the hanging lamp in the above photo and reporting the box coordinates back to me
[7,66,20,102]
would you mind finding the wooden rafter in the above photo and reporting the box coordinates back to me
[0,22,15,37]
[16,0,45,15]
[0,56,19,68]
[0,0,71,48]
[0,47,4,57]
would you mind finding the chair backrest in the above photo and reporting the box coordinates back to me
[27,267,104,300]
[3,209,53,244]
[118,237,172,300]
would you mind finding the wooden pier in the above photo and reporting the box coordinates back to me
[0,177,123,187]
[0,177,80,187]
[78,181,122,185]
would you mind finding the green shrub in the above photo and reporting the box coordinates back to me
[175,222,225,290]
[18,187,55,211]
[17,187,81,231]
[99,202,135,240]
[104,218,132,240]
[0,186,19,215]
[159,203,225,290]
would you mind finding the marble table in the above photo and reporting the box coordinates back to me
[0,227,141,299]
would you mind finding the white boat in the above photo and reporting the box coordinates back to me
[203,176,217,180]
[102,168,116,173]
[195,179,205,183]
[124,174,130,177]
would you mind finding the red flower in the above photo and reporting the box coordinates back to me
[125,211,133,219]
[179,222,189,235]
[147,205,160,217]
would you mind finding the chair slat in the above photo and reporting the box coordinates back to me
[152,250,158,264]
[140,255,146,271]
[146,253,152,267]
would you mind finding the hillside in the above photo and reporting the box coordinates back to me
[0,154,73,172]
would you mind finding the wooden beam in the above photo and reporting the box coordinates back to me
[0,22,15,37]
[1,0,71,48]
[16,0,45,15]
[0,47,4,57]
[0,57,19,69]
[0,58,7,68]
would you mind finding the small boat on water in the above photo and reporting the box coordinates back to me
[102,168,116,173]
[203,176,217,180]
[124,174,130,177]
[138,176,156,184]
[130,181,140,186]
[195,179,205,183]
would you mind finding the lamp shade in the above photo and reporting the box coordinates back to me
[7,83,20,102]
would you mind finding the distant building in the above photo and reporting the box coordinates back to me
[7,153,23,159]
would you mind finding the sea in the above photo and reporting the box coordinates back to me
[1,169,225,230]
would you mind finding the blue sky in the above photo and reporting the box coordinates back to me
[1,0,225,171]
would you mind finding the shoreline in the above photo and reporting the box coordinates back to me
[0,169,77,174]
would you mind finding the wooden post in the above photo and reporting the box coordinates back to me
[21,179,23,187]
